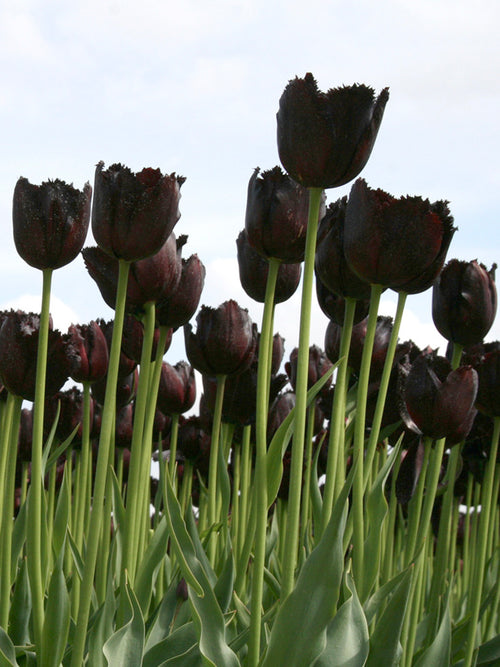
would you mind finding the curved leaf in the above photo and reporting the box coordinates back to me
[103,582,145,665]
[260,468,352,667]
[313,573,369,667]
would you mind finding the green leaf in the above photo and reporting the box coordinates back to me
[103,581,145,665]
[144,576,179,652]
[8,558,31,647]
[0,626,18,666]
[453,631,500,666]
[414,594,451,667]
[361,441,401,601]
[10,501,27,582]
[313,572,369,667]
[144,622,198,667]
[86,575,117,667]
[266,365,336,507]
[260,468,352,667]
[135,515,169,614]
[52,463,71,559]
[40,549,71,667]
[164,473,240,666]
[363,567,410,627]
[365,566,413,667]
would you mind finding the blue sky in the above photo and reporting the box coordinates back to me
[1,0,499,366]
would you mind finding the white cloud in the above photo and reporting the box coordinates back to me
[1,294,79,332]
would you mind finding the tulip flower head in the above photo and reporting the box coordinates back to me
[432,259,497,347]
[184,300,258,377]
[344,179,456,292]
[277,73,389,189]
[13,177,91,270]
[92,162,184,262]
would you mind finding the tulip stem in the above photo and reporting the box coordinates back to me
[0,393,23,630]
[120,300,156,597]
[281,186,323,599]
[320,297,357,536]
[463,415,500,666]
[71,259,130,667]
[248,256,279,667]
[363,290,407,489]
[207,374,227,566]
[352,282,382,598]
[26,266,53,651]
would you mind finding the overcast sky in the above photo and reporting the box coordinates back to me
[1,0,499,368]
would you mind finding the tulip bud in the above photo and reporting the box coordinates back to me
[0,310,71,401]
[236,229,301,303]
[277,73,389,189]
[66,320,109,384]
[156,252,206,329]
[400,348,478,444]
[244,166,313,263]
[157,361,197,415]
[92,162,185,261]
[184,300,258,377]
[344,179,456,293]
[13,177,91,270]
[432,259,497,346]
[315,197,372,301]
[474,341,500,417]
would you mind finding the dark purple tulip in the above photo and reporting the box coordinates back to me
[202,368,287,426]
[277,73,389,189]
[92,162,185,261]
[267,390,296,444]
[315,197,372,301]
[184,300,258,377]
[236,229,302,303]
[96,319,137,378]
[121,314,172,363]
[325,315,393,381]
[315,275,370,326]
[156,251,206,329]
[177,416,211,463]
[45,386,91,446]
[13,177,91,270]
[0,310,71,401]
[91,367,138,409]
[115,403,134,449]
[244,166,314,263]
[432,260,497,346]
[395,436,425,505]
[474,342,500,417]
[344,179,456,293]
[18,407,33,462]
[400,348,478,444]
[66,321,109,384]
[285,344,333,393]
[83,232,182,314]
[157,361,197,415]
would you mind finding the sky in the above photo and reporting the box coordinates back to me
[0,0,499,372]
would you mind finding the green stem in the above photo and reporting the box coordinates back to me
[320,297,356,535]
[207,374,227,566]
[463,416,500,666]
[300,403,316,551]
[71,259,130,667]
[404,439,432,567]
[169,413,180,482]
[281,186,323,599]
[0,393,23,629]
[248,257,279,667]
[26,266,53,649]
[363,290,407,487]
[352,282,383,592]
[121,300,156,592]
